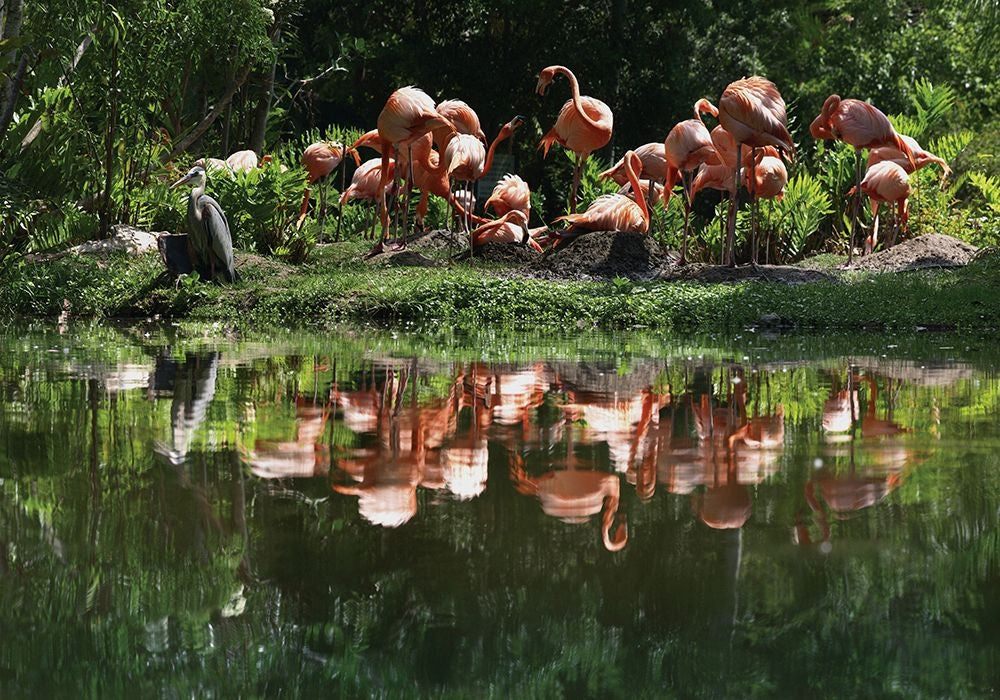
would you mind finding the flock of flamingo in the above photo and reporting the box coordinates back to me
[292,65,951,265]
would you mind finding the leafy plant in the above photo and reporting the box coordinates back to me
[766,172,833,262]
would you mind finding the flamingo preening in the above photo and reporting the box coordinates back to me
[535,65,613,213]
[809,94,915,263]
[718,76,794,265]
[663,98,720,265]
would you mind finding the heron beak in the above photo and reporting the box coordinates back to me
[170,172,194,189]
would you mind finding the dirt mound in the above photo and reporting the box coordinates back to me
[660,263,837,284]
[531,231,671,280]
[472,242,542,265]
[399,228,468,251]
[850,234,977,272]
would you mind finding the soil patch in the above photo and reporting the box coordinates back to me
[849,234,977,272]
[531,231,671,280]
[399,228,468,252]
[659,264,837,284]
[472,242,543,265]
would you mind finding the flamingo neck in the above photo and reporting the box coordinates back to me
[694,98,718,125]
[625,154,649,226]
[482,125,512,176]
[551,65,603,131]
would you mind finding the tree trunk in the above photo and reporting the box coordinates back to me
[99,39,119,238]
[0,0,25,139]
[249,28,280,156]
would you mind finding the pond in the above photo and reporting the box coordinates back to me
[1,324,998,696]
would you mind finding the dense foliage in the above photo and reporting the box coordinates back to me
[0,0,998,266]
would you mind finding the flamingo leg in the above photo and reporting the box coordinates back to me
[370,148,394,256]
[335,155,347,242]
[368,201,377,240]
[750,147,759,266]
[726,143,744,266]
[680,170,691,266]
[848,147,861,264]
[570,153,583,213]
[317,177,328,243]
[399,144,414,245]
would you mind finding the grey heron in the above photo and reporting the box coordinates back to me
[170,165,237,283]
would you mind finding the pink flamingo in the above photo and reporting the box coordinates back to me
[535,65,613,212]
[868,133,950,176]
[718,77,794,265]
[373,86,454,255]
[340,157,396,240]
[810,94,916,262]
[445,116,525,247]
[856,161,912,253]
[742,150,788,262]
[484,174,531,219]
[550,150,649,245]
[434,99,486,151]
[225,149,259,172]
[471,210,544,252]
[296,141,349,238]
[663,98,720,264]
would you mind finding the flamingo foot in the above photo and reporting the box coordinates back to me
[364,242,385,259]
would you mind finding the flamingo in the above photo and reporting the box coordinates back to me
[296,141,349,239]
[445,115,525,248]
[484,174,531,219]
[742,150,788,262]
[856,161,912,253]
[868,133,950,176]
[470,210,544,252]
[407,140,488,232]
[372,86,454,255]
[599,142,668,228]
[810,94,916,262]
[550,149,649,245]
[535,65,613,212]
[663,98,721,265]
[433,99,486,151]
[225,149,259,172]
[718,77,794,265]
[340,157,395,240]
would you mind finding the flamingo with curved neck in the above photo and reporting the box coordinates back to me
[535,65,613,213]
[551,150,648,245]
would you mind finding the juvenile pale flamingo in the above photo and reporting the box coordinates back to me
[373,86,454,255]
[664,98,720,264]
[856,160,912,253]
[810,94,916,262]
[535,65,613,212]
[718,77,794,265]
[225,149,259,172]
[484,174,531,219]
[340,157,396,240]
[550,150,649,245]
[470,210,544,252]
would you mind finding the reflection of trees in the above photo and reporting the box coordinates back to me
[5,334,1000,696]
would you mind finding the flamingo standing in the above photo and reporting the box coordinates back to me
[407,137,488,232]
[718,77,794,265]
[445,116,525,251]
[742,150,788,262]
[340,157,396,241]
[373,86,454,255]
[470,210,544,252]
[809,94,916,263]
[663,98,720,265]
[856,161,912,253]
[535,65,613,213]
[550,150,649,244]
[296,141,349,240]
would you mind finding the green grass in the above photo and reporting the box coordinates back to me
[3,245,1000,332]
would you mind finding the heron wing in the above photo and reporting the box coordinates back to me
[199,195,237,282]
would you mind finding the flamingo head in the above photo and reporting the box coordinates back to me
[695,98,719,120]
[503,115,527,136]
[535,67,557,96]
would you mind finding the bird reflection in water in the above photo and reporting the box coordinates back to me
[799,370,917,548]
[244,394,331,479]
[153,352,220,466]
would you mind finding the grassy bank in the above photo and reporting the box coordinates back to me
[3,243,1000,332]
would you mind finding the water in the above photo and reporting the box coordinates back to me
[1,324,998,696]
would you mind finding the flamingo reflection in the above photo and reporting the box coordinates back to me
[244,395,331,479]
